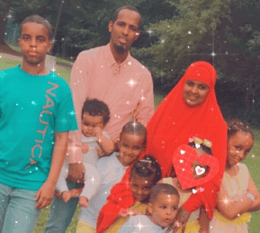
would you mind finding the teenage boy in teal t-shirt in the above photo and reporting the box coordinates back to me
[0,15,77,233]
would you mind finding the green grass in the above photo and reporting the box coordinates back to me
[56,56,74,67]
[245,128,260,233]
[0,57,21,70]
[8,43,21,54]
[33,205,81,233]
[0,58,71,84]
[1,57,260,232]
[55,67,71,83]
[7,43,73,67]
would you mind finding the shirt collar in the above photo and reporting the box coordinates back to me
[104,43,132,69]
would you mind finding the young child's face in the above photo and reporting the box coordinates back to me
[227,131,254,167]
[81,112,105,137]
[191,147,209,179]
[19,22,52,67]
[148,193,179,228]
[130,173,153,202]
[118,133,145,166]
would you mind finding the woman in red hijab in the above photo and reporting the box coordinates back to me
[97,61,227,232]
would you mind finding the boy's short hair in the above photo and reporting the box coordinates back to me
[149,183,179,203]
[20,15,53,40]
[82,99,110,125]
[120,121,147,144]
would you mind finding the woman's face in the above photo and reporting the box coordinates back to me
[183,80,209,107]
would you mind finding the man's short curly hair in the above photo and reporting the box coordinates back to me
[110,5,142,29]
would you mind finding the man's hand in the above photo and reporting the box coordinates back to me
[166,207,190,233]
[67,163,85,183]
[54,190,62,199]
[35,181,55,209]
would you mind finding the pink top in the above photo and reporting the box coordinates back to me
[68,43,154,163]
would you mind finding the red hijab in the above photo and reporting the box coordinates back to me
[97,61,227,232]
[145,61,227,178]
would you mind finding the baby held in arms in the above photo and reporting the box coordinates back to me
[56,99,114,207]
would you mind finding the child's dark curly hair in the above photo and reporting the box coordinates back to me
[228,119,254,140]
[81,98,110,125]
[130,155,162,185]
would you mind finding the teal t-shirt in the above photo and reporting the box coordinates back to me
[0,65,78,191]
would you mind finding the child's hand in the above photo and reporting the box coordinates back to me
[94,127,103,138]
[82,143,89,153]
[34,181,56,209]
[127,208,143,216]
[119,208,143,217]
[166,207,190,233]
[96,147,106,158]
[79,196,89,208]
[61,191,72,203]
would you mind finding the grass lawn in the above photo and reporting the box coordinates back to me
[7,43,73,67]
[0,57,71,83]
[0,57,21,70]
[1,57,260,232]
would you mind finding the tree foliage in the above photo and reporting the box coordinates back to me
[132,0,260,124]
[0,0,13,44]
[9,0,176,57]
[4,0,260,125]
[135,0,233,84]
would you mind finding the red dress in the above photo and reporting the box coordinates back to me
[97,61,227,232]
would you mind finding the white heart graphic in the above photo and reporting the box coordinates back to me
[192,189,197,194]
[180,160,184,163]
[195,166,205,176]
[195,143,200,149]
[180,150,185,154]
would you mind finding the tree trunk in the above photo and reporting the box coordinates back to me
[0,0,13,45]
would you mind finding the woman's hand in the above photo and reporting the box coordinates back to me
[166,207,190,233]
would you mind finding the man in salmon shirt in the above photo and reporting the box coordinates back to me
[44,5,154,233]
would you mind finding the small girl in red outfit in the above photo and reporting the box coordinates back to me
[99,155,161,233]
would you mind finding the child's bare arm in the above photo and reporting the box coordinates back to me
[118,206,143,218]
[216,183,253,220]
[247,173,260,212]
[35,132,68,209]
[95,127,115,155]
[198,206,209,233]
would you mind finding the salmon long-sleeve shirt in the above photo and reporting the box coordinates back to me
[68,43,154,163]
